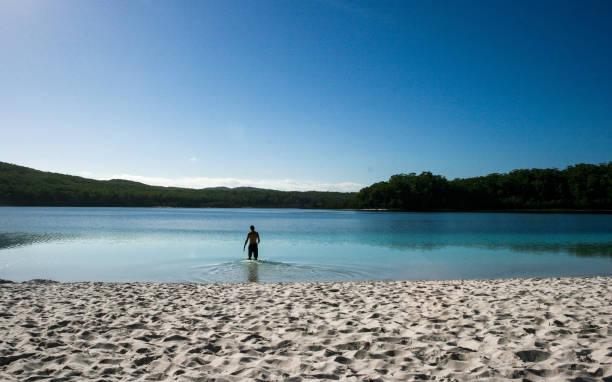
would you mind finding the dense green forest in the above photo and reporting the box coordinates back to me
[0,161,610,210]
[355,162,612,210]
[0,162,354,208]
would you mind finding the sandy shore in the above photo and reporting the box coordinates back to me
[1,277,611,381]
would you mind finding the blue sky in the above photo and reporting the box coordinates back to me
[1,0,610,191]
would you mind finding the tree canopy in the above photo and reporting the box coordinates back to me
[1,161,610,210]
[355,163,611,210]
[0,162,354,209]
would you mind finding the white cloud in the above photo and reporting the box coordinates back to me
[188,156,197,162]
[104,174,363,192]
[79,170,94,177]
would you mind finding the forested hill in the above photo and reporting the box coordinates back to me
[355,162,612,210]
[1,161,610,210]
[0,162,355,208]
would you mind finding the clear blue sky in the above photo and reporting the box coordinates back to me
[1,0,611,191]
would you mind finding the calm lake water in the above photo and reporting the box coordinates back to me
[0,207,611,283]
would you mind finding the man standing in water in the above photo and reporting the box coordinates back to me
[243,225,261,260]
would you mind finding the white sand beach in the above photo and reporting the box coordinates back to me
[1,277,611,381]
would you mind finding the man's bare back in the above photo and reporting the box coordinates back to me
[246,231,260,244]
[243,225,261,260]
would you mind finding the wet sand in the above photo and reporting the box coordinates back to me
[1,277,611,381]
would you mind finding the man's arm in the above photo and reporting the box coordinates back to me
[257,232,261,244]
[244,235,249,251]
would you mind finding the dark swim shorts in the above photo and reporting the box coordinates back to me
[248,243,258,260]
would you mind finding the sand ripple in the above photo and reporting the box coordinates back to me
[1,277,611,381]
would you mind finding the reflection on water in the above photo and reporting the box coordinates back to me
[0,207,611,282]
[385,241,612,258]
[0,232,76,250]
[489,242,612,258]
[2,232,611,258]
[245,260,259,282]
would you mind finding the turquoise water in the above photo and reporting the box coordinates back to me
[0,207,611,282]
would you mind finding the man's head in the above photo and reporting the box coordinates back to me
[250,225,255,231]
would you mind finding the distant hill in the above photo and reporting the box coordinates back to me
[1,161,610,210]
[0,162,356,208]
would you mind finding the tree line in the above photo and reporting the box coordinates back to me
[355,163,611,210]
[0,161,610,210]
[0,162,353,209]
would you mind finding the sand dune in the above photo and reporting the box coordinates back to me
[1,277,611,381]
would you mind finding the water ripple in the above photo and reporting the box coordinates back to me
[189,259,369,283]
[0,232,77,250]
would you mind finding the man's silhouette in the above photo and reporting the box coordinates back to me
[243,225,261,260]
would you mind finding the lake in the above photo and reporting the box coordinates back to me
[0,207,611,283]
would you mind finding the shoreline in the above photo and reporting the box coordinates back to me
[1,274,612,285]
[355,208,612,214]
[2,205,612,214]
[1,276,611,381]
